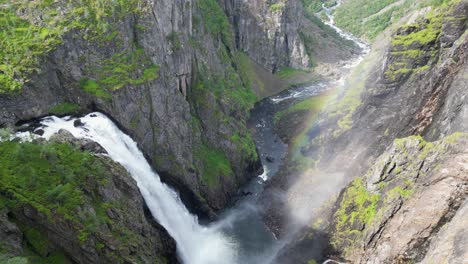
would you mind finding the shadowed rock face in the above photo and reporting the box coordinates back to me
[221,0,359,73]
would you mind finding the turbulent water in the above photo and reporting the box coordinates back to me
[13,3,370,264]
[35,113,237,264]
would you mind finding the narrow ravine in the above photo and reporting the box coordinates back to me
[33,113,237,264]
[14,3,369,264]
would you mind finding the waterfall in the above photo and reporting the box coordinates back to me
[37,112,237,264]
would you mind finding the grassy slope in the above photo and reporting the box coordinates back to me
[333,0,455,40]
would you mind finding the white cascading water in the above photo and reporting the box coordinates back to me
[37,112,237,264]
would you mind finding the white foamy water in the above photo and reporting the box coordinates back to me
[37,113,238,264]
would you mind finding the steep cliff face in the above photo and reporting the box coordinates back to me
[222,0,310,71]
[262,0,468,262]
[0,131,176,263]
[221,0,359,72]
[0,0,264,214]
[322,0,468,175]
[329,134,468,263]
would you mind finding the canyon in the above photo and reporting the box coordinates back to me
[0,0,467,263]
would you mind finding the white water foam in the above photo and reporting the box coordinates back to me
[36,113,238,264]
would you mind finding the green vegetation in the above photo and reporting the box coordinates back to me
[332,177,380,249]
[298,32,317,68]
[81,48,159,98]
[167,31,182,51]
[0,251,69,264]
[334,0,406,40]
[197,0,233,46]
[0,0,149,93]
[384,10,444,81]
[0,140,160,262]
[195,144,233,187]
[80,79,111,99]
[48,103,80,116]
[333,0,458,40]
[392,15,442,47]
[332,133,468,255]
[234,52,266,95]
[276,67,309,79]
[0,141,106,220]
[231,133,258,160]
[301,0,325,13]
[274,96,327,124]
[269,3,285,13]
[191,0,261,189]
[20,225,51,257]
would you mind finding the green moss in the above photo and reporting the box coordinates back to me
[48,103,80,116]
[332,177,380,249]
[193,51,256,114]
[387,186,414,199]
[167,31,182,51]
[274,96,327,124]
[230,133,258,160]
[301,0,325,13]
[269,3,285,13]
[298,31,317,68]
[20,225,50,257]
[276,67,309,79]
[197,0,233,47]
[234,52,265,94]
[444,132,464,144]
[81,48,159,98]
[80,79,111,99]
[195,144,233,187]
[327,48,379,137]
[0,0,150,93]
[0,141,114,242]
[391,16,442,47]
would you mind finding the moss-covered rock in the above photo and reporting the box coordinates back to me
[329,133,468,262]
[0,136,175,263]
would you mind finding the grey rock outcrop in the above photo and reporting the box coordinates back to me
[329,134,468,263]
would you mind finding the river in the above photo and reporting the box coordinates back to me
[12,2,368,263]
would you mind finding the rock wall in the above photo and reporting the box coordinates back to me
[0,0,265,215]
[221,0,359,72]
[221,0,310,72]
[329,134,468,263]
[263,1,468,262]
